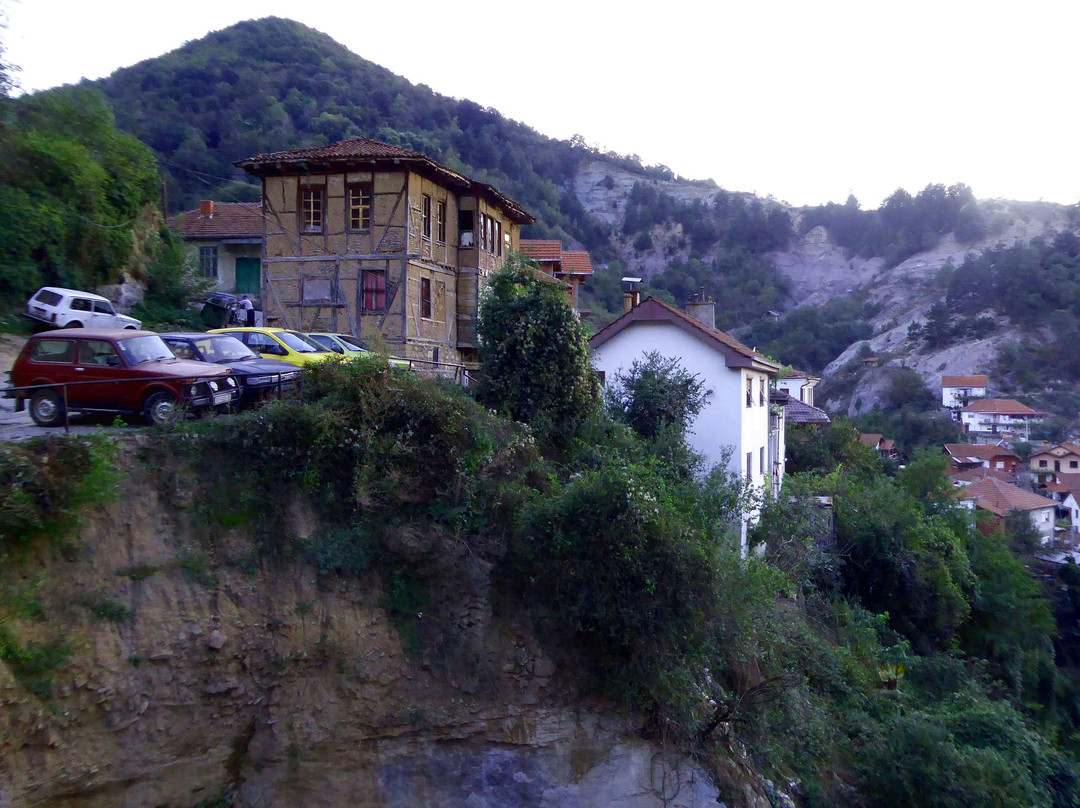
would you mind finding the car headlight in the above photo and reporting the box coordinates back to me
[209,380,220,392]
[226,377,237,388]
[247,375,273,385]
[188,385,199,397]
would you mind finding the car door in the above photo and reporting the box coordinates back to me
[91,299,118,328]
[72,338,128,411]
[65,297,94,328]
[26,337,79,402]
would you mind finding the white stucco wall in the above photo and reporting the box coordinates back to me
[591,322,772,489]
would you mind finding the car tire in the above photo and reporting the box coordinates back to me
[29,389,65,428]
[143,391,180,426]
[64,321,83,329]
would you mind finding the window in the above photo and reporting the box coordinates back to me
[348,184,372,230]
[361,270,386,312]
[485,215,494,253]
[300,188,323,232]
[478,213,487,251]
[495,221,503,256]
[1039,459,1048,468]
[436,200,446,243]
[760,447,765,475]
[995,461,1004,469]
[31,339,75,364]
[746,378,753,407]
[432,346,440,364]
[746,452,753,477]
[70,298,92,312]
[92,300,116,315]
[199,247,219,278]
[420,277,432,319]
[1071,460,1078,469]
[421,194,432,239]
[459,210,475,247]
[78,340,119,366]
[760,377,766,406]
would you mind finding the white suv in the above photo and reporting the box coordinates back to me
[25,287,141,330]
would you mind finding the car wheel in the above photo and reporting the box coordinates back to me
[143,391,180,426]
[64,321,83,329]
[29,389,65,428]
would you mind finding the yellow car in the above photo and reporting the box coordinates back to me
[208,327,335,368]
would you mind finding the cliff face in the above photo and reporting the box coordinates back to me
[0,444,748,808]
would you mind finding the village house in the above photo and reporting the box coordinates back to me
[941,374,988,408]
[959,398,1043,441]
[1030,442,1080,477]
[235,137,536,368]
[859,433,899,460]
[958,477,1057,543]
[776,368,819,407]
[589,295,784,551]
[943,442,1022,476]
[167,201,264,298]
[1040,473,1080,530]
[518,240,593,314]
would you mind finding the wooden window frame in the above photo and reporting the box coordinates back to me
[495,221,503,256]
[420,277,432,320]
[746,377,753,408]
[300,187,324,233]
[421,194,432,240]
[436,200,446,243]
[348,183,373,231]
[361,270,386,312]
[199,246,219,279]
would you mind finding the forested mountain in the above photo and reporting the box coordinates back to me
[90,16,653,253]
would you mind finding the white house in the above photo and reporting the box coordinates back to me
[959,399,1044,441]
[941,374,988,408]
[589,296,783,552]
[777,369,819,407]
[959,477,1057,543]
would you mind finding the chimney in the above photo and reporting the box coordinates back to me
[685,289,715,330]
[621,276,642,313]
[199,200,214,217]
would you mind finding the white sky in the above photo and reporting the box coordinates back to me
[5,0,1080,209]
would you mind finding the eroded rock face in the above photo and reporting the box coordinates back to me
[0,459,730,808]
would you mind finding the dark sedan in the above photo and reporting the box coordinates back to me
[160,332,301,406]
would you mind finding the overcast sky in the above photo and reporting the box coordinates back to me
[5,0,1079,209]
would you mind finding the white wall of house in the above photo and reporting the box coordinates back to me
[1031,505,1057,543]
[961,411,1039,439]
[777,377,815,407]
[591,322,772,487]
[943,385,986,407]
[1063,493,1080,530]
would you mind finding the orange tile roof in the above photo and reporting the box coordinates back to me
[859,433,883,447]
[949,467,1015,484]
[559,251,593,275]
[167,202,263,240]
[1046,473,1080,495]
[961,398,1042,415]
[961,477,1056,516]
[590,296,777,371]
[519,240,562,262]
[942,375,988,387]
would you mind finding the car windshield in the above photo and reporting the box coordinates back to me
[116,335,175,365]
[279,331,325,353]
[333,334,368,352]
[195,335,258,363]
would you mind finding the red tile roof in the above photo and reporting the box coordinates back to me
[942,375,988,387]
[961,477,1056,516]
[961,398,1042,415]
[559,251,593,275]
[519,240,562,262]
[235,137,534,224]
[1032,443,1080,459]
[859,433,884,447]
[589,296,777,372]
[1046,473,1080,495]
[949,467,1015,484]
[167,202,263,240]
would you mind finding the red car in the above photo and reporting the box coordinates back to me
[5,329,240,426]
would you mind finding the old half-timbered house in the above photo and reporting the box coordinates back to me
[235,138,535,368]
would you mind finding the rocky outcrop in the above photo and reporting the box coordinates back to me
[0,450,770,808]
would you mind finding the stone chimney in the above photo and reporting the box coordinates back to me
[199,200,215,217]
[685,290,715,330]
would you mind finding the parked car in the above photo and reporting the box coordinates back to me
[160,332,301,406]
[208,327,334,368]
[305,332,411,369]
[5,329,239,427]
[25,287,141,330]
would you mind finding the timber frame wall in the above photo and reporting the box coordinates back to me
[260,169,521,367]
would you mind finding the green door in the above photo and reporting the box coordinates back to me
[235,258,261,296]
